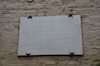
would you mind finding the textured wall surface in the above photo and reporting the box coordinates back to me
[0,0,100,66]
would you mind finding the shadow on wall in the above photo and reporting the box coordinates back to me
[96,63,100,66]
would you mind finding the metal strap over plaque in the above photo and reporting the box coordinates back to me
[18,15,83,56]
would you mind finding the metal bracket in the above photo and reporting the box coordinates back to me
[68,13,73,17]
[26,53,31,56]
[28,16,32,19]
[69,52,74,59]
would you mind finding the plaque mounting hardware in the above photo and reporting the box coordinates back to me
[28,16,32,19]
[69,52,74,59]
[68,13,73,17]
[26,53,31,56]
[69,52,74,55]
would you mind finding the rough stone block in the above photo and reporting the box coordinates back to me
[67,62,78,66]
[4,64,24,66]
[23,3,44,9]
[0,3,5,13]
[4,0,18,3]
[57,62,67,66]
[19,0,26,2]
[5,2,24,10]
[43,61,56,66]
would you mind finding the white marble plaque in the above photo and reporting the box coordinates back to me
[18,15,83,56]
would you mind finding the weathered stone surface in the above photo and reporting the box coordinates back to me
[43,61,56,66]
[0,3,5,13]
[0,0,100,66]
[57,62,67,66]
[19,0,26,3]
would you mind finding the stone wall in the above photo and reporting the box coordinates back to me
[0,0,100,66]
